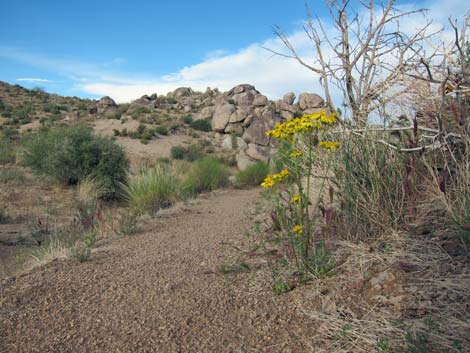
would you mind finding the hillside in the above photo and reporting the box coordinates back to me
[0,81,468,353]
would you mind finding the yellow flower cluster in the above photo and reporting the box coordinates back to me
[319,141,340,151]
[291,150,303,158]
[266,111,337,140]
[290,194,301,204]
[261,169,289,188]
[292,225,303,234]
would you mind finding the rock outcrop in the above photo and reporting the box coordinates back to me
[96,83,327,170]
[97,96,117,117]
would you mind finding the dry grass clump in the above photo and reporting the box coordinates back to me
[122,162,188,216]
[332,133,411,239]
[299,235,469,353]
[421,142,470,247]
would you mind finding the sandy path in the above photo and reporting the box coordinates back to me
[0,189,314,353]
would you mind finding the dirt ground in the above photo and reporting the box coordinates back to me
[0,189,318,353]
[92,119,194,166]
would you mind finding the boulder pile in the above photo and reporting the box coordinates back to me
[96,84,327,169]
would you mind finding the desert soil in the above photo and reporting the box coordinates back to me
[0,188,315,353]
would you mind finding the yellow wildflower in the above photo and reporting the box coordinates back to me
[291,150,303,158]
[320,112,337,125]
[292,225,303,234]
[266,112,337,140]
[260,169,290,188]
[290,194,301,204]
[319,141,340,151]
[261,176,275,188]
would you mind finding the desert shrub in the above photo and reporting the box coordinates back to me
[106,111,122,120]
[154,126,168,135]
[170,146,185,160]
[22,124,129,199]
[0,205,10,224]
[181,115,193,124]
[69,242,91,262]
[0,169,25,184]
[184,157,229,193]
[217,154,237,167]
[43,103,67,114]
[190,119,212,132]
[234,161,269,187]
[123,163,184,215]
[0,126,20,142]
[0,138,16,164]
[170,145,203,161]
[133,106,151,115]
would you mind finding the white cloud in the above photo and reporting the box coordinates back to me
[3,0,468,104]
[16,78,54,83]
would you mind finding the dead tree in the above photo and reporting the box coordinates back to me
[267,0,436,126]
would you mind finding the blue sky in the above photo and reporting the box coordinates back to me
[0,0,468,102]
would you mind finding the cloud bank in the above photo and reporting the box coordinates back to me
[2,0,468,103]
[16,78,54,83]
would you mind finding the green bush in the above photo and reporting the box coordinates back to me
[190,119,212,132]
[0,169,25,184]
[0,138,16,164]
[184,157,229,193]
[170,146,186,160]
[181,115,193,124]
[170,145,203,161]
[123,163,184,215]
[154,126,168,135]
[22,124,129,199]
[234,161,269,187]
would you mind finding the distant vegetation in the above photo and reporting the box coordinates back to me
[123,163,187,216]
[234,161,269,187]
[183,157,229,194]
[22,124,129,199]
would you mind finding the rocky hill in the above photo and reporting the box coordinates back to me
[0,81,327,169]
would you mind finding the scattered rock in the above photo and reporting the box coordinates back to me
[224,123,244,135]
[173,87,193,98]
[246,143,270,162]
[242,119,270,146]
[253,95,268,107]
[97,96,117,116]
[232,92,255,106]
[298,93,324,110]
[221,135,233,150]
[236,153,256,170]
[283,92,296,105]
[235,137,248,152]
[229,108,248,123]
[212,104,235,132]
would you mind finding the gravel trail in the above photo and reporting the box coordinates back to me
[1,189,314,353]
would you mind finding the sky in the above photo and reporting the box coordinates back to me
[0,0,468,103]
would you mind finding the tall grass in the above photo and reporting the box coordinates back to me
[184,157,229,194]
[424,142,470,245]
[123,163,185,215]
[234,161,269,187]
[333,133,410,238]
[74,177,104,229]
